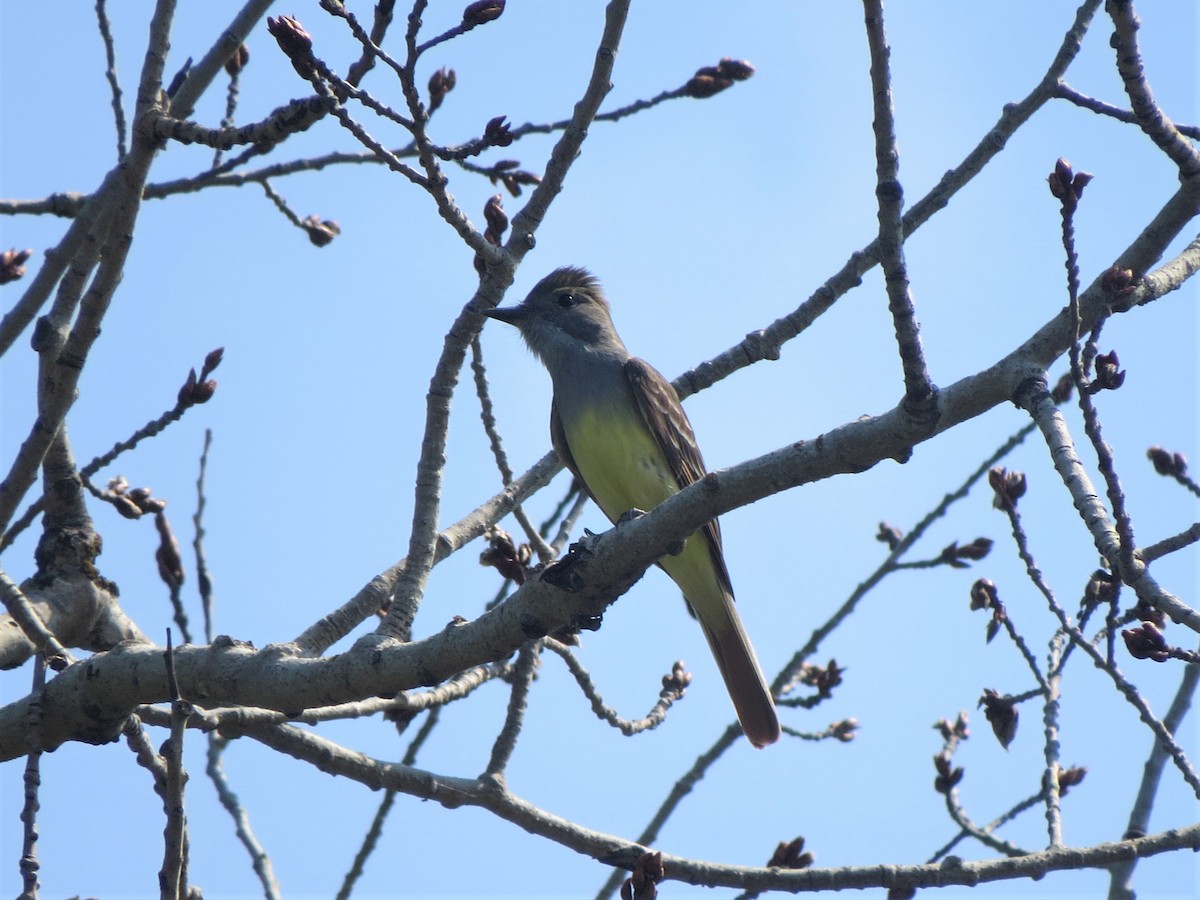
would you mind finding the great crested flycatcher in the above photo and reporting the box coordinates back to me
[485,266,780,748]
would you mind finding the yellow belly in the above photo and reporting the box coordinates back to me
[566,405,678,524]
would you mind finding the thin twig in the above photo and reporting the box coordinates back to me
[194,430,215,644]
[18,654,47,897]
[545,640,689,736]
[160,629,192,900]
[336,707,441,900]
[291,451,559,655]
[1107,649,1200,899]
[1105,1,1200,176]
[1054,82,1200,140]
[928,789,1045,863]
[862,0,934,411]
[95,0,127,161]
[676,2,1108,402]
[483,641,541,779]
[205,734,281,900]
[1041,633,1066,847]
[471,335,554,562]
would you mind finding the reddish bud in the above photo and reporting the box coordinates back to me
[767,836,813,869]
[1072,171,1094,199]
[462,0,504,28]
[1092,350,1125,391]
[112,495,143,519]
[128,487,162,513]
[661,661,692,696]
[478,527,530,584]
[178,368,198,406]
[483,194,508,240]
[1054,157,1075,187]
[483,115,513,147]
[941,538,992,568]
[267,16,316,80]
[192,380,217,404]
[1122,621,1169,662]
[621,850,663,900]
[933,752,965,793]
[201,347,225,380]
[0,248,32,284]
[716,57,755,81]
[800,659,844,698]
[1049,371,1074,404]
[225,43,250,77]
[1147,446,1187,477]
[428,67,457,115]
[969,578,997,611]
[1101,265,1139,311]
[1047,170,1068,202]
[683,72,732,99]
[1081,569,1117,609]
[155,513,185,590]
[989,467,1027,512]
[1047,158,1092,209]
[978,689,1018,749]
[1101,265,1134,293]
[876,522,903,549]
[1057,765,1087,797]
[302,215,341,247]
[831,718,858,743]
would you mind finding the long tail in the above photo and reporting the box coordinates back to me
[695,596,780,748]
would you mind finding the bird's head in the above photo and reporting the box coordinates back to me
[484,266,627,369]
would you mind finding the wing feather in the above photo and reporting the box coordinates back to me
[623,358,734,599]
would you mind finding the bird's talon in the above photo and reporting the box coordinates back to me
[617,507,646,525]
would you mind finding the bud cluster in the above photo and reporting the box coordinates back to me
[225,43,250,77]
[178,347,224,408]
[1122,620,1169,662]
[1,248,32,284]
[267,16,316,81]
[478,526,531,584]
[1101,265,1139,311]
[1046,157,1093,213]
[933,751,964,794]
[428,68,457,115]
[660,661,692,699]
[988,467,1026,512]
[876,521,903,550]
[1089,350,1125,393]
[939,537,993,569]
[684,58,755,99]
[462,0,504,29]
[302,215,341,247]
[978,689,1018,749]
[620,850,663,900]
[1146,446,1188,478]
[933,710,970,743]
[767,836,814,870]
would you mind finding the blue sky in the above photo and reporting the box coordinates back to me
[1,2,1197,898]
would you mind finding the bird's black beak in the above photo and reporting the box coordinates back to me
[482,305,526,326]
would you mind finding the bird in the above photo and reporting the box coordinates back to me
[484,266,780,748]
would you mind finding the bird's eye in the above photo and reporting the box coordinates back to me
[556,292,578,308]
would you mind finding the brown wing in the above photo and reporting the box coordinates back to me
[549,398,588,496]
[623,357,734,600]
